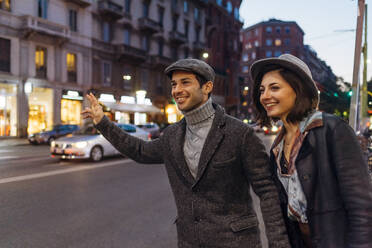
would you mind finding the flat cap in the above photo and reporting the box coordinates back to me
[164,58,215,82]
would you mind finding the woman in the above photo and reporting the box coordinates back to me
[250,54,372,248]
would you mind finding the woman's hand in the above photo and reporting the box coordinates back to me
[81,93,104,124]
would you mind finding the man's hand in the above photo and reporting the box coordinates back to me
[81,93,105,124]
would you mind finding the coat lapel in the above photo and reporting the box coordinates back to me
[193,105,226,187]
[169,119,196,186]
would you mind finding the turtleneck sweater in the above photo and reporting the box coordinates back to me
[182,98,215,178]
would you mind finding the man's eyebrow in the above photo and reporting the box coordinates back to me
[171,77,192,83]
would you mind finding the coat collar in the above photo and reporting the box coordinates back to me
[168,103,226,187]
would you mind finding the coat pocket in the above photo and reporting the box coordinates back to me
[229,215,258,233]
[212,156,236,168]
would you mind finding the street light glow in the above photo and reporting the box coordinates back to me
[244,86,249,91]
[123,75,131,80]
[202,52,209,59]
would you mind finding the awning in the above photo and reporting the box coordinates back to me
[101,101,162,113]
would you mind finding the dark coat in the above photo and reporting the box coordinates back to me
[270,113,372,248]
[96,104,289,248]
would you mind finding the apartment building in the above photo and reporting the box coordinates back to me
[0,0,209,137]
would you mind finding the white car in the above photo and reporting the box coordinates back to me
[50,123,150,161]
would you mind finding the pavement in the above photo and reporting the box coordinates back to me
[0,138,29,147]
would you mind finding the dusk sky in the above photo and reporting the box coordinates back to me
[240,0,371,84]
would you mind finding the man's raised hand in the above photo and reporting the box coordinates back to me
[81,93,105,124]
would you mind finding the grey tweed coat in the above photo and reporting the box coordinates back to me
[95,103,289,248]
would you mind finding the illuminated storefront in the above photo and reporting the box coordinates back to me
[0,83,17,136]
[61,90,83,125]
[27,86,54,134]
[166,103,183,123]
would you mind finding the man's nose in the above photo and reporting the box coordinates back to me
[172,84,182,94]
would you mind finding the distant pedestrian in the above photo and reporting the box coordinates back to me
[82,58,289,247]
[251,53,372,248]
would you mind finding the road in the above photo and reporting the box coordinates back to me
[0,133,275,248]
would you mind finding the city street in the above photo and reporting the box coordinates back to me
[0,133,275,248]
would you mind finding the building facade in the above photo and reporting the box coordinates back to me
[205,0,243,116]
[0,0,210,137]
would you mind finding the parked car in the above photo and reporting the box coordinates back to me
[262,124,281,135]
[50,123,150,162]
[28,124,79,145]
[136,123,160,139]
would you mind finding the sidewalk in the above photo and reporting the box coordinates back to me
[0,138,29,147]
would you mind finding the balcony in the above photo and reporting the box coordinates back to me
[115,44,147,63]
[21,15,70,42]
[63,0,91,7]
[92,39,115,53]
[151,55,172,68]
[168,31,187,45]
[138,17,161,34]
[193,41,206,52]
[98,0,124,20]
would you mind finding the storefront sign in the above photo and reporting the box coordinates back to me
[62,90,83,100]
[120,96,135,104]
[99,94,115,103]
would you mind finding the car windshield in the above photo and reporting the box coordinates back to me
[74,125,100,135]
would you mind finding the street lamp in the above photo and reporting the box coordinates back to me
[202,52,209,59]
[123,75,131,80]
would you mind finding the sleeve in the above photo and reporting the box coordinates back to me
[331,121,372,247]
[241,128,290,247]
[95,115,164,164]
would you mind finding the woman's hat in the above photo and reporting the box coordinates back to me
[250,54,319,99]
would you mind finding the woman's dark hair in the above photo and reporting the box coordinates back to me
[252,65,318,127]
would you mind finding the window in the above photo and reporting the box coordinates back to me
[184,20,189,38]
[247,42,252,49]
[234,7,239,20]
[183,1,188,13]
[194,7,200,22]
[142,35,149,51]
[103,22,110,42]
[284,38,290,46]
[226,1,232,14]
[172,15,178,31]
[171,0,177,10]
[276,26,281,34]
[38,0,48,19]
[142,1,149,18]
[158,39,163,56]
[216,0,222,6]
[274,51,282,57]
[35,46,47,78]
[69,9,77,32]
[123,66,132,90]
[254,29,258,36]
[275,39,281,46]
[266,39,272,46]
[141,69,149,90]
[0,0,11,11]
[251,52,256,59]
[0,38,10,72]
[285,26,290,34]
[254,40,259,47]
[124,28,130,45]
[158,7,164,27]
[242,65,249,73]
[66,53,77,82]
[171,46,178,60]
[266,26,272,34]
[195,26,200,42]
[102,62,111,86]
[242,53,248,62]
[265,50,272,57]
[184,47,189,58]
[124,0,131,14]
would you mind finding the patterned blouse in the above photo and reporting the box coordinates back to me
[271,111,323,223]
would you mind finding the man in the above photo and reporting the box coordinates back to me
[82,59,289,247]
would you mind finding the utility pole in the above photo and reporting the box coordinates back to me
[349,0,366,131]
[361,4,368,121]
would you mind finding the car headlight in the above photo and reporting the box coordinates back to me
[50,141,55,147]
[73,141,88,149]
[271,126,279,132]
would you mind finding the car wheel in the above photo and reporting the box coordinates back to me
[90,146,103,162]
[48,137,55,145]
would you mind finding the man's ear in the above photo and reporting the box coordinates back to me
[202,81,213,95]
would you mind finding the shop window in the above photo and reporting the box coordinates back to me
[66,53,77,82]
[102,61,111,86]
[124,28,131,45]
[0,0,11,11]
[0,38,10,72]
[266,39,272,46]
[61,99,82,125]
[0,83,17,136]
[69,9,77,32]
[35,46,47,79]
[275,39,282,46]
[158,6,164,27]
[124,0,131,14]
[38,0,48,19]
[28,87,54,134]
